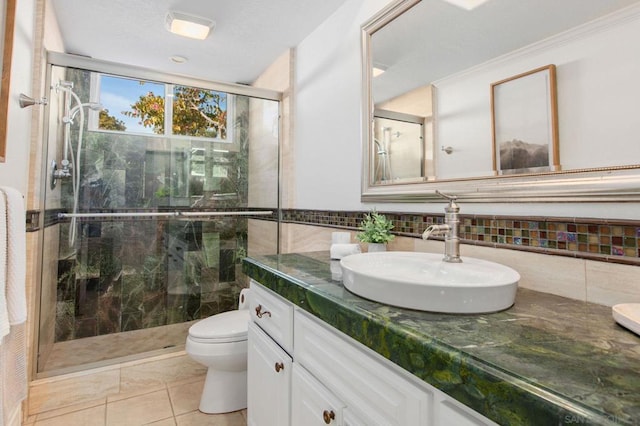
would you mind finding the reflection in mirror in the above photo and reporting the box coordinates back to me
[372,83,434,184]
[491,65,559,176]
[362,0,640,201]
[373,111,424,184]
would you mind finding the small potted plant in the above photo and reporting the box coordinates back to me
[356,210,395,252]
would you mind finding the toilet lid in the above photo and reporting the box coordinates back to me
[189,309,250,342]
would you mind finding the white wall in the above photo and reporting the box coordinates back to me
[435,10,640,179]
[0,0,36,196]
[294,0,392,210]
[294,0,640,219]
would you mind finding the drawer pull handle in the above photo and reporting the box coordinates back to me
[255,304,272,318]
[274,362,284,372]
[323,410,335,424]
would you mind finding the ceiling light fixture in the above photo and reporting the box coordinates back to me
[166,11,215,40]
[442,0,490,11]
[372,62,388,78]
[170,55,188,64]
[372,67,386,78]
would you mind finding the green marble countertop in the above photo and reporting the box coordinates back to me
[243,252,640,426]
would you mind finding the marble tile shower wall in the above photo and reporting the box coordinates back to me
[36,69,268,343]
[54,218,247,342]
[282,210,640,265]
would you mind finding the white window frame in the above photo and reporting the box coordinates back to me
[88,72,234,144]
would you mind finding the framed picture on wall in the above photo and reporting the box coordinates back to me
[491,65,560,175]
[0,0,17,163]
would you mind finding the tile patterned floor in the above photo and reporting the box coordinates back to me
[41,321,194,374]
[25,377,247,426]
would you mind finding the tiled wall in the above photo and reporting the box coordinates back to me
[279,220,640,308]
[51,217,247,344]
[29,208,277,375]
[281,209,640,265]
[461,218,639,257]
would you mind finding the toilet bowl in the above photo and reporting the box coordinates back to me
[185,291,250,414]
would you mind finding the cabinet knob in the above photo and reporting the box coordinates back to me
[255,304,272,318]
[274,362,284,372]
[322,410,335,424]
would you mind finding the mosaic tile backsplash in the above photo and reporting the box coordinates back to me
[281,209,640,265]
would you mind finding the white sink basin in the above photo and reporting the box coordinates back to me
[340,252,520,314]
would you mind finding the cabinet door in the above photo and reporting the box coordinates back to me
[435,399,498,426]
[247,322,292,426]
[292,363,345,426]
[295,311,430,425]
[343,407,379,426]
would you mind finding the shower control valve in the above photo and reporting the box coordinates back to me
[52,161,72,179]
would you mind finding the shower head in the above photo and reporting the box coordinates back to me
[55,81,74,92]
[65,102,105,123]
[71,102,104,114]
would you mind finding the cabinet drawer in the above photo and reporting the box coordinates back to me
[249,280,294,353]
[294,310,430,426]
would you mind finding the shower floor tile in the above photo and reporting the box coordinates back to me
[40,321,195,374]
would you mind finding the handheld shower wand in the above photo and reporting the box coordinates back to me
[64,102,104,124]
[53,80,104,247]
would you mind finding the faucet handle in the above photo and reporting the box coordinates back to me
[435,190,459,212]
[435,190,457,202]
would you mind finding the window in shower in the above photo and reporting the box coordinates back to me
[90,74,231,142]
[38,64,280,375]
[170,85,229,140]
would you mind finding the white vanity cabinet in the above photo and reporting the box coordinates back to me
[247,322,292,426]
[247,279,497,426]
[294,309,432,425]
[247,280,294,426]
[291,363,345,425]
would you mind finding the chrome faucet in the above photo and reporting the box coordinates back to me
[422,190,462,263]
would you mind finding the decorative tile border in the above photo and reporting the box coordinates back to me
[26,210,40,232]
[281,209,640,265]
[36,208,640,264]
[460,218,639,258]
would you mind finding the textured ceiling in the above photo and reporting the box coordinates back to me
[49,0,347,84]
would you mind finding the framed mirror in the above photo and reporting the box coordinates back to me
[361,0,640,202]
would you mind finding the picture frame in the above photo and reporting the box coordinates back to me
[0,0,17,163]
[491,64,560,175]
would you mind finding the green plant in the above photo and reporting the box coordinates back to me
[234,246,247,264]
[356,211,395,244]
[154,186,170,198]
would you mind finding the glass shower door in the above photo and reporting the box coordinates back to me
[37,64,280,375]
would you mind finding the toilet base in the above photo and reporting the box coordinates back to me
[199,368,247,414]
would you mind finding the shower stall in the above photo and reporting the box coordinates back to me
[372,115,425,184]
[36,54,280,376]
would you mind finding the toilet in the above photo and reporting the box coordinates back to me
[185,289,250,414]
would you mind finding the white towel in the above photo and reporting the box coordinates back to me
[1,187,26,325]
[0,186,27,426]
[330,243,362,260]
[0,190,8,340]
